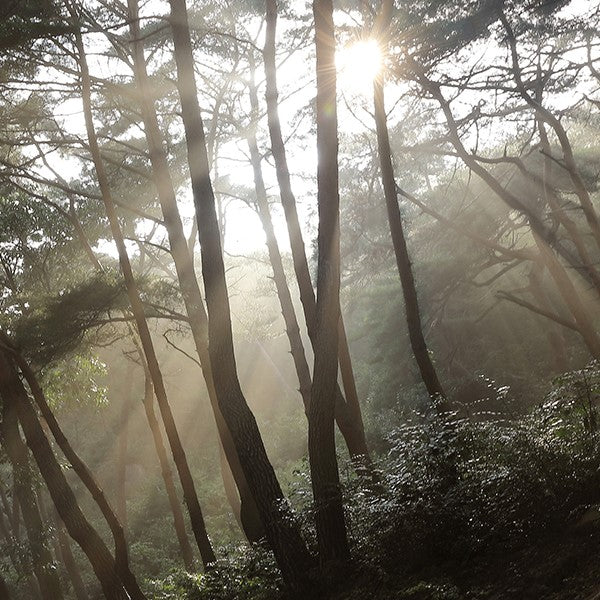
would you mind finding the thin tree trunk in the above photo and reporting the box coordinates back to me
[72,19,215,567]
[58,186,199,569]
[140,366,195,570]
[116,365,134,529]
[0,383,63,600]
[246,57,312,412]
[0,499,40,600]
[168,0,316,594]
[11,349,146,600]
[55,517,89,600]
[264,0,371,463]
[373,64,449,409]
[309,0,351,569]
[0,349,129,600]
[126,0,264,543]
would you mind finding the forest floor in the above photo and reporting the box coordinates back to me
[332,521,600,599]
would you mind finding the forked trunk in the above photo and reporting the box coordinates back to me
[264,0,371,465]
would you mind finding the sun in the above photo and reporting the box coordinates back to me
[336,38,382,96]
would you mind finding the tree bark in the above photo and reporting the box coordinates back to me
[72,19,215,567]
[116,365,134,529]
[11,348,146,600]
[0,383,63,600]
[141,366,196,570]
[264,0,371,463]
[309,0,351,569]
[126,0,264,543]
[246,56,312,412]
[0,349,129,600]
[373,67,448,409]
[168,0,316,594]
[55,517,89,600]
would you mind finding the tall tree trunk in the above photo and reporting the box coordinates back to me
[72,19,215,567]
[58,186,200,569]
[126,0,264,543]
[246,57,312,412]
[116,365,134,529]
[0,385,63,600]
[309,0,351,569]
[0,349,129,600]
[55,517,89,600]
[0,384,63,600]
[264,0,371,463]
[11,348,146,600]
[168,0,316,594]
[140,366,195,570]
[0,496,40,600]
[373,60,448,409]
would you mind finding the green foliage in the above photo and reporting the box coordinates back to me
[349,364,600,576]
[12,273,128,366]
[41,353,108,409]
[150,545,282,600]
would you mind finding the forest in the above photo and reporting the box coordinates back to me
[0,0,600,598]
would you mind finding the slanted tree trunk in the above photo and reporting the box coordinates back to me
[0,349,129,600]
[0,498,40,600]
[126,0,264,543]
[56,184,199,569]
[11,347,146,600]
[55,517,89,600]
[309,0,351,569]
[72,18,215,567]
[116,365,134,529]
[140,365,195,570]
[264,0,371,464]
[372,29,448,408]
[0,383,63,600]
[168,0,316,594]
[246,56,312,412]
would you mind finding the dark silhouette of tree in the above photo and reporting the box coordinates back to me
[309,0,351,570]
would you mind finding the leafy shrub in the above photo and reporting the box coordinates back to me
[149,544,283,600]
[349,363,600,574]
